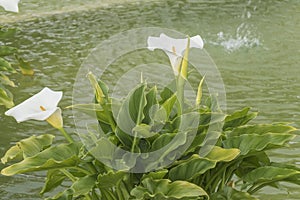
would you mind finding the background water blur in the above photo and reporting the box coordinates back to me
[0,0,299,199]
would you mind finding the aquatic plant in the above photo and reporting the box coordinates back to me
[0,26,34,108]
[1,34,299,200]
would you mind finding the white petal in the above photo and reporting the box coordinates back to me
[147,33,204,72]
[5,87,63,122]
[0,0,20,12]
[190,35,204,50]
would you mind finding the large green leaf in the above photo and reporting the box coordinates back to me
[169,154,216,181]
[117,84,147,138]
[234,152,270,178]
[1,143,81,176]
[1,134,54,163]
[205,146,240,162]
[151,132,176,151]
[226,123,296,138]
[242,166,300,185]
[71,175,97,197]
[98,171,127,188]
[223,107,257,131]
[211,186,259,200]
[20,134,55,157]
[223,133,295,155]
[130,178,209,199]
[169,147,239,181]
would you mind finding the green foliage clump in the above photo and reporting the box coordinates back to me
[1,77,299,199]
[0,26,34,108]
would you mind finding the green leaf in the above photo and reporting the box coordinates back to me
[132,124,157,138]
[131,178,209,199]
[196,76,205,106]
[226,123,296,138]
[98,171,127,188]
[117,84,147,137]
[71,175,96,197]
[235,152,270,178]
[0,86,14,108]
[223,133,295,155]
[19,134,55,157]
[169,154,216,181]
[45,190,73,200]
[242,166,300,185]
[0,57,16,73]
[142,169,168,181]
[1,143,81,176]
[151,132,176,151]
[223,107,257,130]
[199,111,226,127]
[15,56,34,75]
[0,46,17,56]
[0,73,16,87]
[87,72,106,104]
[205,146,240,162]
[40,169,66,195]
[0,145,22,164]
[115,126,134,148]
[1,134,54,163]
[154,93,177,123]
[116,179,131,200]
[160,79,176,104]
[211,186,259,200]
[143,86,158,124]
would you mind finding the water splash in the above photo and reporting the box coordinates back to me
[210,23,261,52]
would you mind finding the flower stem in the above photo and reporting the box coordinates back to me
[72,166,92,175]
[60,169,77,182]
[176,75,185,116]
[58,127,74,143]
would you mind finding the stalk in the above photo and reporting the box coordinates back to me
[58,127,74,143]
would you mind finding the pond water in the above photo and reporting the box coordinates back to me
[0,0,300,199]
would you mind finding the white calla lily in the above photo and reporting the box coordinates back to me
[0,0,20,13]
[5,87,63,123]
[147,33,204,75]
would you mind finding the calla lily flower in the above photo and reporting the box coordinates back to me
[147,33,204,75]
[5,87,63,125]
[0,0,20,12]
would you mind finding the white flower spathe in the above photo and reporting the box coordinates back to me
[147,33,204,75]
[5,87,63,123]
[0,0,20,12]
